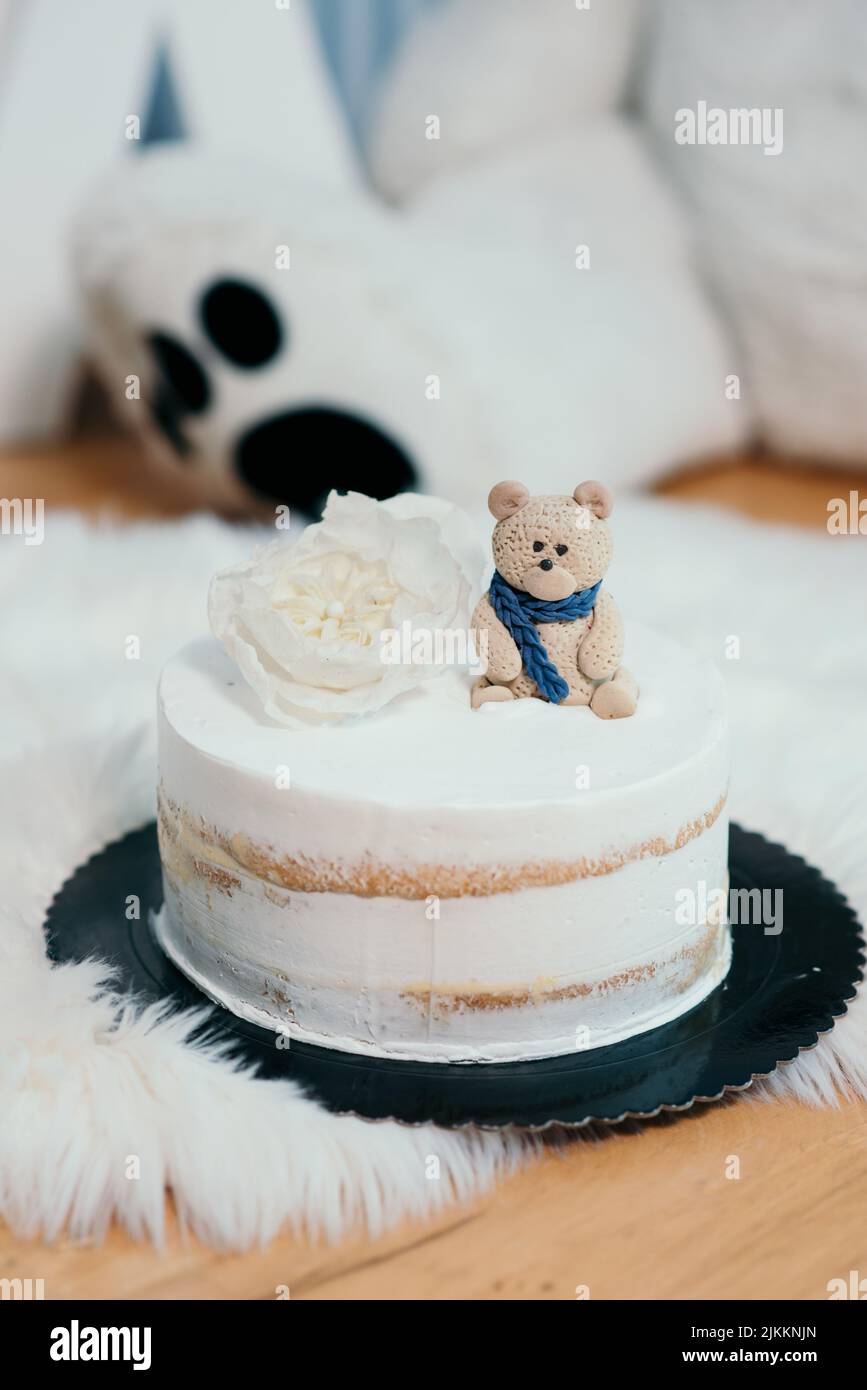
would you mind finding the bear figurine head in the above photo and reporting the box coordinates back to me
[488,480,614,601]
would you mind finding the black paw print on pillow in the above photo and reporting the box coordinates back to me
[146,278,417,515]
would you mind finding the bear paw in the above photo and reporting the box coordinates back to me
[471,679,517,709]
[590,668,638,720]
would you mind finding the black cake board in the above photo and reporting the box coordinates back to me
[44,824,864,1129]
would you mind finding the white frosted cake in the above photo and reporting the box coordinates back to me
[154,486,730,1062]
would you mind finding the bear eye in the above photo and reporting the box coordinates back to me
[532,540,544,552]
[555,544,568,556]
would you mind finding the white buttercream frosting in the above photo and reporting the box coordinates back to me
[156,622,731,1062]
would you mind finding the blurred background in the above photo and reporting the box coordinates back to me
[1,0,865,529]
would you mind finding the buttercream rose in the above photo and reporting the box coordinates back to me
[208,491,485,724]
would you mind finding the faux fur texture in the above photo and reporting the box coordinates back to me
[1,497,865,1251]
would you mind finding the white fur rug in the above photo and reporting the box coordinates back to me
[2,494,865,1250]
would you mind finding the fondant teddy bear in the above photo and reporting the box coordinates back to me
[470,480,638,719]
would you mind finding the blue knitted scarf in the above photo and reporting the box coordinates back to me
[488,570,602,704]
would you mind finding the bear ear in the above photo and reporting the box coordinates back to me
[488,481,530,521]
[573,480,613,519]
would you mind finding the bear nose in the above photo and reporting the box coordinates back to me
[539,558,554,571]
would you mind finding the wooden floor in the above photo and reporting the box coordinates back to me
[3,1098,866,1301]
[2,434,865,1300]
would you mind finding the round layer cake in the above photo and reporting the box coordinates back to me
[154,622,730,1062]
[157,619,733,1061]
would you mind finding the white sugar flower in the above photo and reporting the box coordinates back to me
[208,491,484,723]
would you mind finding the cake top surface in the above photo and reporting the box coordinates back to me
[160,622,726,811]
